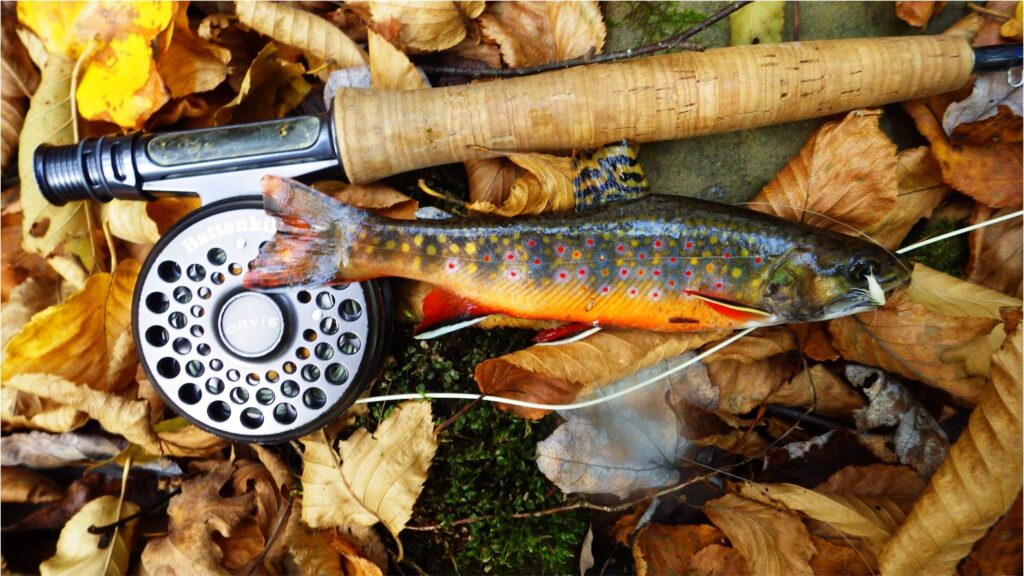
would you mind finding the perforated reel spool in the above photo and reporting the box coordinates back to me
[134,197,392,443]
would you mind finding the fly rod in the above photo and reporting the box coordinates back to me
[34,36,1021,205]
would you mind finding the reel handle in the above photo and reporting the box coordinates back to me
[333,35,974,182]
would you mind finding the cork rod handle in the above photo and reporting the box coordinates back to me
[333,35,973,183]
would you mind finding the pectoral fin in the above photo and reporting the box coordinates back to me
[683,291,773,321]
[414,288,496,339]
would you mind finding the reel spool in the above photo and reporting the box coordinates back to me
[134,197,392,443]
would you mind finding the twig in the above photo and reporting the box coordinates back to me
[434,397,483,434]
[765,404,852,431]
[418,1,751,79]
[967,2,1012,20]
[88,486,182,535]
[243,497,293,575]
[792,0,800,41]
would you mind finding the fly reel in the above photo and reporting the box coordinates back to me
[134,197,392,443]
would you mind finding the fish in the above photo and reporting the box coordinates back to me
[243,172,911,339]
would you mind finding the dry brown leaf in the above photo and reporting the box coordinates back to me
[367,28,426,90]
[807,536,874,576]
[101,200,161,245]
[788,322,842,362]
[214,42,311,125]
[966,205,1023,298]
[632,524,729,576]
[329,529,385,576]
[4,374,160,455]
[0,466,64,503]
[3,259,139,393]
[880,328,1022,575]
[299,401,436,552]
[1,386,86,433]
[906,263,1022,319]
[1,13,39,170]
[904,99,1022,209]
[141,459,256,575]
[157,423,229,458]
[475,329,726,419]
[39,495,139,576]
[479,1,605,68]
[943,70,1022,144]
[2,211,58,302]
[699,327,799,414]
[766,364,866,416]
[959,492,1023,575]
[750,109,897,234]
[690,543,751,575]
[370,1,472,52]
[828,293,998,401]
[896,1,942,27]
[703,493,816,576]
[1,277,58,355]
[466,158,524,209]
[283,499,344,576]
[146,196,202,235]
[157,7,231,98]
[863,146,951,249]
[950,105,1023,145]
[237,1,367,69]
[467,152,575,217]
[313,181,419,220]
[816,464,926,501]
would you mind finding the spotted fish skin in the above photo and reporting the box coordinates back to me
[246,177,911,332]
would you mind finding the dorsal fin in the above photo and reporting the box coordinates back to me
[572,140,650,210]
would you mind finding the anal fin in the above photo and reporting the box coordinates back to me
[414,288,496,340]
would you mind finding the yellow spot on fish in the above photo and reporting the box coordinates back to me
[412,256,422,268]
[437,234,447,243]
[413,234,424,247]
[489,235,499,243]
[702,250,711,257]
[709,236,718,245]
[750,278,761,288]
[465,243,477,255]
[502,237,510,245]
[400,242,410,253]
[705,263,715,274]
[449,244,460,254]
[384,239,396,250]
[467,263,478,273]
[426,245,437,256]
[630,240,640,247]
[731,268,743,278]
[364,245,375,254]
[690,258,699,265]
[358,230,368,240]
[602,232,612,240]
[669,239,678,247]
[740,249,750,257]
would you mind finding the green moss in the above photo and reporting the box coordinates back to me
[902,217,970,277]
[607,2,707,47]
[373,326,589,574]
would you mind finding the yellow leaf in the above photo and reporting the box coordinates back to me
[0,466,64,503]
[77,34,169,128]
[1,277,58,356]
[157,423,229,458]
[236,1,367,70]
[907,263,1022,320]
[156,8,231,98]
[467,152,574,217]
[880,328,1022,575]
[370,1,471,52]
[475,329,725,419]
[704,493,816,576]
[215,42,311,124]
[17,54,90,258]
[39,495,140,576]
[368,29,426,90]
[479,1,605,68]
[4,374,160,454]
[730,1,785,46]
[299,401,436,555]
[1,386,86,433]
[101,200,161,245]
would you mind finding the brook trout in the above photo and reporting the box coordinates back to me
[244,176,910,336]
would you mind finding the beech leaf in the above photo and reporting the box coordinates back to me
[467,152,575,217]
[236,1,367,70]
[1,386,86,433]
[479,1,605,68]
[766,364,866,417]
[703,493,816,576]
[214,42,311,125]
[299,401,436,551]
[101,200,161,245]
[1,277,58,355]
[156,8,231,98]
[880,328,1022,575]
[906,263,1022,320]
[370,1,471,52]
[942,70,1022,138]
[476,329,726,419]
[39,496,140,576]
[966,205,1023,299]
[0,466,64,503]
[863,146,950,249]
[367,28,427,90]
[632,524,729,576]
[2,259,139,393]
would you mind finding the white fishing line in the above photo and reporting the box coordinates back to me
[355,326,756,411]
[896,210,1024,254]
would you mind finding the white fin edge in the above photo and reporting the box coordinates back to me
[534,325,603,347]
[413,316,488,340]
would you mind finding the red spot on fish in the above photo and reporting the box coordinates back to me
[685,242,693,249]
[616,245,625,252]
[653,270,661,276]
[578,268,587,276]
[620,269,629,276]
[651,291,660,299]
[684,270,693,277]
[507,253,515,261]
[639,253,646,260]
[755,256,763,264]
[637,270,645,276]
[602,286,610,293]
[572,250,582,259]
[527,239,536,247]
[586,239,595,246]
[483,255,491,262]
[715,282,723,289]
[509,271,518,278]
[556,246,565,254]
[669,280,676,286]
[723,251,731,259]
[654,240,663,248]
[559,272,567,280]
[629,288,638,296]
[534,258,541,265]
[447,262,455,270]
[670,256,677,263]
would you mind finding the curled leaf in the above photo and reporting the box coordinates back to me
[467,152,575,216]
[157,8,231,98]
[215,42,311,124]
[479,1,605,68]
[367,28,426,90]
[370,1,474,52]
[39,496,140,576]
[1,14,39,170]
[703,493,816,576]
[1,387,86,433]
[101,200,161,245]
[966,205,1023,299]
[0,466,64,503]
[236,1,367,69]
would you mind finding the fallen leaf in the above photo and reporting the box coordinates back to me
[730,1,785,45]
[942,70,1022,141]
[690,543,751,575]
[632,524,728,576]
[214,42,311,124]
[959,493,1023,575]
[896,1,942,27]
[828,293,999,401]
[807,537,874,576]
[0,431,122,468]
[146,196,202,235]
[4,374,160,455]
[157,423,229,458]
[701,327,799,414]
[466,157,524,209]
[966,205,1023,298]
[299,401,436,552]
[766,364,866,417]
[367,28,426,90]
[1,13,39,170]
[101,200,161,245]
[1,277,58,355]
[1,473,125,533]
[16,54,90,258]
[787,322,842,361]
[475,329,725,419]
[467,152,575,217]
[904,98,1022,209]
[906,262,1022,319]
[479,1,605,68]
[750,110,898,235]
[328,528,385,576]
[1,386,86,433]
[1002,1,1023,39]
[879,328,1022,574]
[236,1,367,70]
[863,146,950,249]
[536,355,703,498]
[370,1,479,52]
[156,7,231,97]
[815,464,925,501]
[141,459,256,575]
[2,259,139,393]
[283,499,344,576]
[313,181,419,220]
[39,495,140,576]
[1,211,59,302]
[703,493,816,576]
[0,466,64,503]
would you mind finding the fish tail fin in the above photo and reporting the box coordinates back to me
[244,176,367,290]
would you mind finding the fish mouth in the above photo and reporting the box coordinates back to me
[821,271,910,321]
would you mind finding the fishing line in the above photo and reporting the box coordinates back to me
[896,209,1024,254]
[355,326,756,410]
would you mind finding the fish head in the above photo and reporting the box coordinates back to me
[760,243,911,322]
